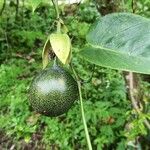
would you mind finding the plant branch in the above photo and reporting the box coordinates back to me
[51,0,61,33]
[128,72,150,130]
[70,63,92,150]
[131,0,136,13]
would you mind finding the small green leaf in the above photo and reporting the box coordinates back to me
[59,19,69,33]
[24,135,31,143]
[42,38,51,69]
[26,0,42,12]
[61,24,69,33]
[50,33,71,64]
[66,48,72,64]
[0,0,4,10]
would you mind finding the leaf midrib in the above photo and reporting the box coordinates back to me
[89,43,150,60]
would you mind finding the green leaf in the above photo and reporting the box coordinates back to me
[50,33,71,64]
[26,0,42,12]
[42,38,51,69]
[79,13,150,74]
[61,24,69,33]
[59,19,69,33]
[65,48,72,64]
[0,0,4,10]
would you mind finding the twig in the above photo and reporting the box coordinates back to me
[131,0,136,13]
[128,72,150,130]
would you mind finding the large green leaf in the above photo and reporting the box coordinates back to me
[79,13,150,74]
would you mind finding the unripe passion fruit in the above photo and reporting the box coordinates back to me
[28,65,78,117]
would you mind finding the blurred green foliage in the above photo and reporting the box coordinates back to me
[0,0,150,149]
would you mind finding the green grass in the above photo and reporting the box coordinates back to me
[0,57,129,149]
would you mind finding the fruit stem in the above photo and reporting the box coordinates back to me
[70,63,92,150]
[52,0,61,33]
[53,56,58,67]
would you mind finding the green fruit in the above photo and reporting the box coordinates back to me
[28,64,78,117]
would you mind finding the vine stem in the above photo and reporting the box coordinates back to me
[51,0,61,33]
[70,63,92,150]
[51,1,92,148]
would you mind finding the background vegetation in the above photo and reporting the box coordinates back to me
[0,0,150,149]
